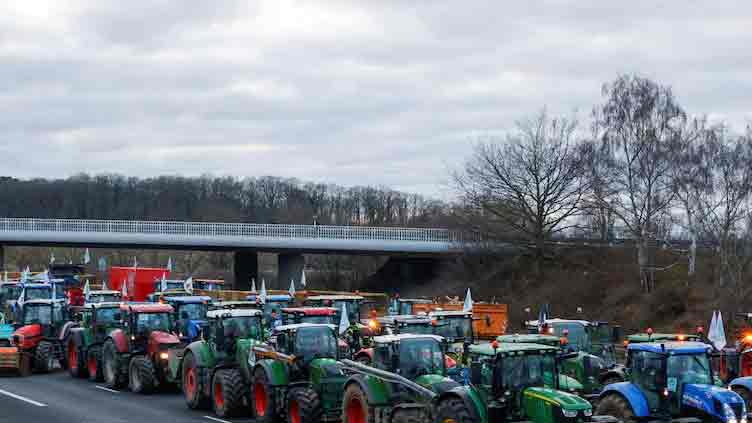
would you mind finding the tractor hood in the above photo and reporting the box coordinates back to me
[682,384,745,418]
[149,330,180,348]
[309,358,345,383]
[523,387,592,411]
[558,374,584,392]
[416,374,460,394]
[12,324,43,349]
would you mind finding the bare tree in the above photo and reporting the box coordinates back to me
[454,110,588,282]
[588,75,688,292]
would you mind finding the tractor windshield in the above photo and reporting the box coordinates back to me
[398,338,445,378]
[223,316,263,339]
[399,323,435,335]
[434,317,472,341]
[23,304,55,325]
[90,294,121,303]
[26,287,52,301]
[177,303,208,321]
[95,308,121,325]
[294,326,338,361]
[1,285,21,302]
[551,323,589,351]
[499,353,556,390]
[298,314,336,325]
[667,353,713,388]
[135,312,173,333]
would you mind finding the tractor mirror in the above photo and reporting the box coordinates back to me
[470,361,483,385]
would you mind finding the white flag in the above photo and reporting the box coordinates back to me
[339,303,350,335]
[133,257,138,268]
[161,273,167,292]
[101,279,108,290]
[251,278,257,294]
[289,279,296,297]
[121,279,128,299]
[167,257,173,272]
[463,288,473,312]
[709,310,727,351]
[301,270,307,288]
[259,279,267,304]
[83,280,91,301]
[50,252,55,264]
[184,276,194,294]
[3,271,7,283]
[709,311,718,342]
[84,248,91,265]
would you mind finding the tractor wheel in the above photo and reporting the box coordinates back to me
[434,397,478,423]
[18,353,32,377]
[183,352,210,410]
[67,340,87,378]
[212,369,246,418]
[252,366,279,423]
[732,387,752,415]
[129,356,157,394]
[342,383,374,423]
[390,407,429,423]
[287,387,323,423]
[103,339,126,389]
[596,394,637,423]
[34,341,55,373]
[87,347,104,382]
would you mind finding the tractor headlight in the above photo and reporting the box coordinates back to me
[562,409,578,418]
[159,352,169,360]
[583,408,593,417]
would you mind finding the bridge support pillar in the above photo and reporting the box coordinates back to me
[233,250,258,291]
[278,253,305,291]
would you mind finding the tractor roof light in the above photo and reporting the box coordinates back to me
[678,334,686,341]
[743,334,752,343]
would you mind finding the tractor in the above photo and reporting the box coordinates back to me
[597,341,751,422]
[282,307,339,325]
[437,341,615,423]
[65,302,123,381]
[5,299,75,375]
[160,295,212,343]
[248,323,347,423]
[176,308,266,418]
[101,303,181,393]
[12,283,64,321]
[430,310,475,362]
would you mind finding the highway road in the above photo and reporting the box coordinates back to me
[0,370,250,423]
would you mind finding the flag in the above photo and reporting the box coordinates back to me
[3,271,7,283]
[709,310,727,350]
[289,279,296,297]
[259,279,267,304]
[121,279,128,299]
[184,276,194,294]
[537,304,549,332]
[301,270,307,288]
[463,288,473,312]
[84,248,91,265]
[50,252,55,265]
[339,303,350,335]
[101,279,108,290]
[167,257,173,272]
[251,278,257,294]
[83,280,91,301]
[161,273,167,292]
[133,257,138,268]
[709,311,718,343]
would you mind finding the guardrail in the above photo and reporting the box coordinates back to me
[0,218,464,243]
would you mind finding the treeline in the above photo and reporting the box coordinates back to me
[0,174,451,227]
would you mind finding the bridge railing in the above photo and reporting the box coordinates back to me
[0,218,465,243]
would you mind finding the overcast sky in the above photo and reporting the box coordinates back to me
[1,1,750,198]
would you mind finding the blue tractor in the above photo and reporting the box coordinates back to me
[597,341,751,422]
[160,295,212,343]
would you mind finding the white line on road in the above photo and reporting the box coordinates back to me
[95,386,120,394]
[204,416,232,423]
[0,388,47,407]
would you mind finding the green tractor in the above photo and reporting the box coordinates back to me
[66,302,123,381]
[248,323,348,423]
[177,308,266,417]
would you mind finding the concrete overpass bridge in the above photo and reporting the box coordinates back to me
[0,218,466,288]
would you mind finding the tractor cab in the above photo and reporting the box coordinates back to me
[161,296,211,343]
[467,342,595,421]
[371,334,447,380]
[121,303,177,349]
[246,294,294,325]
[305,295,364,324]
[598,341,746,422]
[205,308,264,363]
[272,323,340,368]
[390,298,434,316]
[281,307,338,325]
[16,299,66,331]
[85,290,122,304]
[83,302,123,340]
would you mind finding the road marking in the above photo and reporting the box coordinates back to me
[204,416,232,423]
[95,386,120,393]
[0,388,47,407]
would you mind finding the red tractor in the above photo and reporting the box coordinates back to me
[101,303,181,393]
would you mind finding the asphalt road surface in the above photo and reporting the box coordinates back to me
[0,370,250,423]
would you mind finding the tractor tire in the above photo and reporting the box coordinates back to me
[252,366,279,423]
[129,356,157,394]
[67,340,87,378]
[434,397,478,423]
[596,394,637,423]
[287,386,323,423]
[342,383,375,423]
[87,347,104,382]
[34,341,55,373]
[18,353,32,377]
[732,387,752,415]
[183,352,210,410]
[212,369,246,418]
[390,407,429,423]
[103,339,126,389]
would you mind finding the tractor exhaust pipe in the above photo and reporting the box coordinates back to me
[340,359,437,399]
